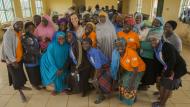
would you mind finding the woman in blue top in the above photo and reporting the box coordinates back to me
[40,31,70,95]
[82,38,112,104]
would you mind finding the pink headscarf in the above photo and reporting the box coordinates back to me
[34,15,55,51]
[124,15,136,26]
[34,15,55,39]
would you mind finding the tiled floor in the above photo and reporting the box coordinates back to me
[0,45,190,107]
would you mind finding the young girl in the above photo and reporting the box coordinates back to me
[66,31,93,97]
[40,31,70,95]
[82,38,112,104]
[82,22,97,47]
[113,38,145,105]
[22,22,41,90]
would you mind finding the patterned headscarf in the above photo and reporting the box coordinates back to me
[86,22,96,31]
[124,16,136,26]
[57,18,68,25]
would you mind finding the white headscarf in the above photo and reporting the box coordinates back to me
[10,17,23,29]
[96,11,116,59]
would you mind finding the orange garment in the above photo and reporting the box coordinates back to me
[120,47,145,72]
[16,32,23,62]
[82,32,97,47]
[117,31,140,50]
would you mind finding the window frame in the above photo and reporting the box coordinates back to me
[20,0,32,18]
[35,0,43,15]
[0,0,15,23]
[136,0,143,13]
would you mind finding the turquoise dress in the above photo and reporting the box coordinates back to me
[40,32,70,92]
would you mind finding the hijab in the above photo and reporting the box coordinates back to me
[34,15,55,39]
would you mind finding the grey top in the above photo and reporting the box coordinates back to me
[1,28,19,64]
[163,33,182,53]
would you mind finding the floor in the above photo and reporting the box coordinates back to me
[0,45,190,107]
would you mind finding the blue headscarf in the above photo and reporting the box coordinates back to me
[146,17,164,41]
[40,31,70,92]
[110,38,126,80]
[155,17,164,27]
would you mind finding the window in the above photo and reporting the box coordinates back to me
[0,0,15,23]
[150,0,158,19]
[20,0,32,18]
[35,0,43,15]
[136,0,142,12]
[179,0,190,24]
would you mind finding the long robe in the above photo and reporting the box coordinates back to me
[40,33,70,92]
[96,13,116,59]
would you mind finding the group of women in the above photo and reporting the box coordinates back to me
[1,7,188,107]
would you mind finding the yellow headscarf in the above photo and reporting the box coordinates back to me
[86,22,96,31]
[99,11,108,17]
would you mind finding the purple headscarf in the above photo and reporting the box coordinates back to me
[57,18,68,25]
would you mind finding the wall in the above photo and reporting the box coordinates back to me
[13,0,23,18]
[162,0,180,21]
[85,0,118,11]
[122,0,153,16]
[46,0,72,14]
[128,0,137,14]
[141,0,152,15]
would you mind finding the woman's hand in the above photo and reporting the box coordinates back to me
[168,72,174,80]
[12,61,19,69]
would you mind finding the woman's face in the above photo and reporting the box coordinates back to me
[27,25,35,34]
[70,14,79,27]
[42,17,48,27]
[152,19,161,28]
[123,24,131,33]
[85,24,93,35]
[82,41,91,51]
[99,15,106,23]
[14,21,23,32]
[58,36,65,45]
[92,15,99,24]
[59,22,67,31]
[149,37,160,48]
[135,15,142,24]
[118,44,125,56]
[33,16,41,26]
[164,23,173,35]
[115,16,123,26]
[66,32,73,43]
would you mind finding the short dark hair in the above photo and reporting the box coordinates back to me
[24,21,35,30]
[82,38,92,46]
[33,15,41,19]
[95,4,99,9]
[166,20,177,30]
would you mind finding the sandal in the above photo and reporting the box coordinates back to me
[152,102,161,107]
[94,95,105,104]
